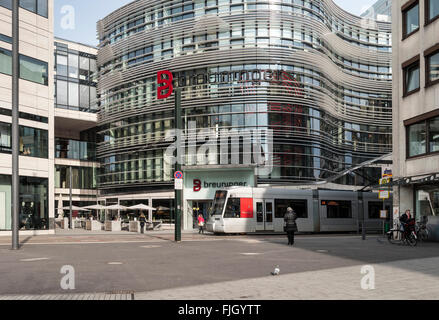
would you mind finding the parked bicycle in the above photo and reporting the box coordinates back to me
[387,219,418,246]
[415,220,429,242]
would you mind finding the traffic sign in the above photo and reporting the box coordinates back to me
[379,177,392,185]
[379,190,390,199]
[380,210,388,219]
[174,171,183,179]
[175,179,183,190]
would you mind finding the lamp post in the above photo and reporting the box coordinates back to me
[174,88,182,242]
[11,0,20,250]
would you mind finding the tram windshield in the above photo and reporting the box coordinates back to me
[211,190,228,216]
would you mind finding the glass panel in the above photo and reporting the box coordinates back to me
[20,0,36,12]
[0,0,12,10]
[68,82,79,107]
[79,84,90,110]
[56,54,68,77]
[405,63,419,93]
[256,202,263,222]
[405,4,419,35]
[326,200,352,219]
[56,80,68,106]
[408,122,426,156]
[19,177,48,230]
[224,198,241,218]
[37,0,47,17]
[275,199,308,218]
[429,117,439,153]
[0,48,11,75]
[68,53,78,78]
[0,122,11,152]
[19,55,48,85]
[19,126,48,158]
[266,202,273,223]
[429,0,439,21]
[79,56,89,80]
[428,52,439,83]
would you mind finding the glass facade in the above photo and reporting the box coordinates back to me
[0,175,48,231]
[55,138,96,161]
[0,48,48,85]
[55,165,97,190]
[55,41,98,113]
[427,51,439,84]
[97,0,392,193]
[19,125,48,158]
[404,61,420,94]
[427,0,439,22]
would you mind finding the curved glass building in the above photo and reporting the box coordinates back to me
[96,0,392,223]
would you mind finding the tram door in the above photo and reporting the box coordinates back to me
[255,199,274,231]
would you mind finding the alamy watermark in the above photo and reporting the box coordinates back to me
[164,121,274,176]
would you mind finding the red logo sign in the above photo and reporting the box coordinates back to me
[157,70,174,99]
[193,179,201,192]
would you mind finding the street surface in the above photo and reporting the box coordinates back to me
[0,231,438,300]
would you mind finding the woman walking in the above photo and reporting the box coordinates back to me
[284,207,298,246]
[197,213,205,234]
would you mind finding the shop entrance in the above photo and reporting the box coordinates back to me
[191,201,212,229]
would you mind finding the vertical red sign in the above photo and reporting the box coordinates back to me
[157,70,174,99]
[240,198,254,218]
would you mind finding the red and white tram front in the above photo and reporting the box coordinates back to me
[206,189,255,234]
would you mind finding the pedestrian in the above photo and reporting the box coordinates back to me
[139,212,147,234]
[197,213,205,234]
[284,207,298,246]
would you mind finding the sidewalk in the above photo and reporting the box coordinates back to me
[1,256,438,300]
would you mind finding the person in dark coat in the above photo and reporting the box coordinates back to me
[139,212,147,234]
[284,207,298,246]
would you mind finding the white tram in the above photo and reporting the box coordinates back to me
[206,187,392,234]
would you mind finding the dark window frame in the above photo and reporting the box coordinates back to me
[425,0,439,26]
[405,110,439,159]
[402,55,421,97]
[402,0,420,40]
[424,43,439,88]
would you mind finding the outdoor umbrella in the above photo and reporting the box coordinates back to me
[60,205,90,211]
[156,206,170,211]
[106,204,128,221]
[128,204,156,211]
[83,204,107,221]
[128,204,156,221]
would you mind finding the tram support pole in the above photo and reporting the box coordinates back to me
[174,88,182,242]
[11,0,20,250]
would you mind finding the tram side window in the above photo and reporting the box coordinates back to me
[368,202,391,219]
[326,200,352,219]
[275,199,308,219]
[212,190,227,215]
[224,198,240,218]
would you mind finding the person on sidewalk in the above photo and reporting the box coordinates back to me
[197,213,205,234]
[284,207,298,246]
[139,212,147,234]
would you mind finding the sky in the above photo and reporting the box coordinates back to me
[54,0,379,47]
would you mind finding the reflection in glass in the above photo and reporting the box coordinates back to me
[405,4,419,35]
[408,122,426,156]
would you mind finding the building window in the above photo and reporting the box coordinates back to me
[426,0,439,24]
[0,0,12,10]
[0,122,11,153]
[403,58,420,96]
[408,122,426,156]
[19,54,48,85]
[19,125,48,158]
[19,177,49,230]
[406,115,439,157]
[426,48,439,86]
[19,0,48,18]
[402,1,419,39]
[325,200,352,219]
[0,48,12,75]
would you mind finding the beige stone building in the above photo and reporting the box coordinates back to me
[392,0,439,238]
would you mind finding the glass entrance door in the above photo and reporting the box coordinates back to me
[255,199,274,231]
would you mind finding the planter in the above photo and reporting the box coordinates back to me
[86,220,102,231]
[105,221,121,232]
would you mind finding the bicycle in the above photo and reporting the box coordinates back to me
[387,222,418,247]
[416,221,429,242]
